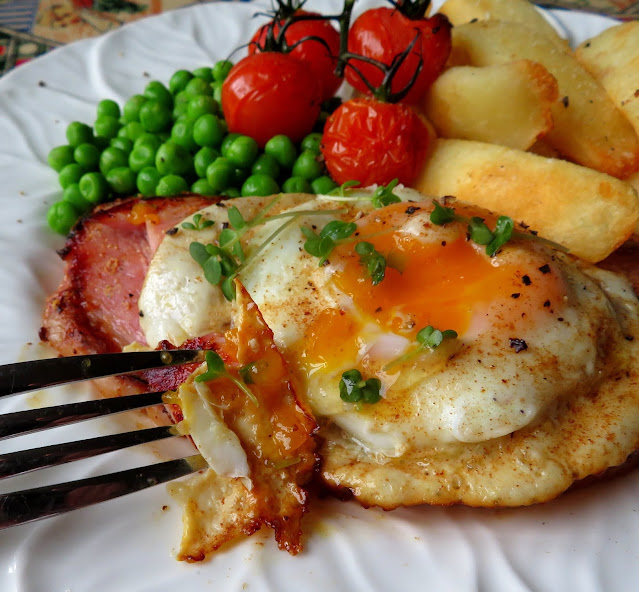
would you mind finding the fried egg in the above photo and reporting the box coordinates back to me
[139,190,639,508]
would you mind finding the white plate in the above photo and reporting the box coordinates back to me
[1,2,638,591]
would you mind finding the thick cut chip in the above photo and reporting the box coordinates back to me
[422,60,558,150]
[449,20,639,179]
[575,21,639,138]
[414,138,639,262]
[437,0,568,50]
[171,283,318,562]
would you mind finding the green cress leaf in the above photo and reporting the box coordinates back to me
[339,369,382,404]
[221,277,237,302]
[486,216,514,257]
[468,217,494,245]
[321,220,357,241]
[384,325,458,371]
[370,178,401,208]
[195,350,258,405]
[355,241,386,286]
[227,205,247,230]
[430,200,456,225]
[189,241,210,266]
[202,257,222,285]
[182,213,214,231]
[328,180,361,197]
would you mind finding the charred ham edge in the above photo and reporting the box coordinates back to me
[40,194,217,420]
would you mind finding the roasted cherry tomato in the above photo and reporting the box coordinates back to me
[321,97,432,187]
[345,9,452,104]
[222,52,322,148]
[249,10,342,101]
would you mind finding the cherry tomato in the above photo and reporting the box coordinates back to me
[249,11,341,101]
[321,97,432,187]
[222,52,322,148]
[345,9,452,104]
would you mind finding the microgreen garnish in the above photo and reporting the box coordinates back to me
[181,213,214,231]
[328,179,361,197]
[383,325,458,371]
[238,361,258,384]
[195,350,258,405]
[429,199,514,257]
[339,369,382,404]
[355,241,386,285]
[189,195,346,300]
[370,178,401,208]
[302,220,357,265]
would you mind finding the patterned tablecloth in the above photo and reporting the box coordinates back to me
[0,0,637,76]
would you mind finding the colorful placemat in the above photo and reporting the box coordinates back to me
[0,0,636,76]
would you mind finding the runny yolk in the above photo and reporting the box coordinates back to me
[300,205,567,370]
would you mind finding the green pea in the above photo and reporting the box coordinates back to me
[292,150,323,181]
[171,118,197,152]
[193,67,213,82]
[129,143,158,172]
[144,80,173,107]
[193,114,225,148]
[48,145,75,172]
[134,132,162,152]
[282,176,312,194]
[137,166,162,197]
[264,135,297,169]
[106,166,137,195]
[311,175,337,195]
[232,166,249,187]
[184,77,212,97]
[139,100,172,133]
[221,187,241,198]
[73,143,100,169]
[79,171,109,204]
[66,122,93,147]
[211,80,223,105]
[58,163,86,189]
[220,133,240,156]
[187,95,218,120]
[251,153,280,179]
[224,135,258,168]
[155,141,193,176]
[206,157,234,192]
[62,183,92,214]
[169,70,194,95]
[99,146,129,175]
[123,94,147,123]
[241,174,280,197]
[194,146,220,178]
[301,132,323,154]
[212,60,233,82]
[120,121,145,142]
[110,137,133,154]
[97,99,120,119]
[191,178,217,196]
[172,95,190,120]
[94,115,120,139]
[47,201,79,235]
[156,174,189,196]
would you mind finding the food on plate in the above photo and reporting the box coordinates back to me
[321,97,435,186]
[344,6,452,104]
[422,60,558,150]
[448,20,639,179]
[575,21,639,138]
[167,284,317,562]
[37,0,639,562]
[437,0,568,50]
[415,138,639,262]
[136,189,639,511]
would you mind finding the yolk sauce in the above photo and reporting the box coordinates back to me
[300,204,567,369]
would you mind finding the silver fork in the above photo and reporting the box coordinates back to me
[0,350,207,528]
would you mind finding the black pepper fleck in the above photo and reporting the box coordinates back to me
[509,338,528,353]
[538,264,551,274]
[405,206,421,215]
[511,293,521,299]
[543,300,551,307]
[139,311,145,317]
[522,275,532,286]
[166,227,178,235]
[561,96,569,107]
[626,335,635,341]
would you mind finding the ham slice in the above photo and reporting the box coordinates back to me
[40,194,215,407]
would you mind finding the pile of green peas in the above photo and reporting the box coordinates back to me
[46,60,338,235]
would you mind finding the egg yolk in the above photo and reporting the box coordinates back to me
[299,204,567,372]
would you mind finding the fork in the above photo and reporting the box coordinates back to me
[0,350,208,528]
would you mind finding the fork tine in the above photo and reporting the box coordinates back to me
[0,425,182,480]
[0,454,207,529]
[0,349,204,397]
[0,391,166,440]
